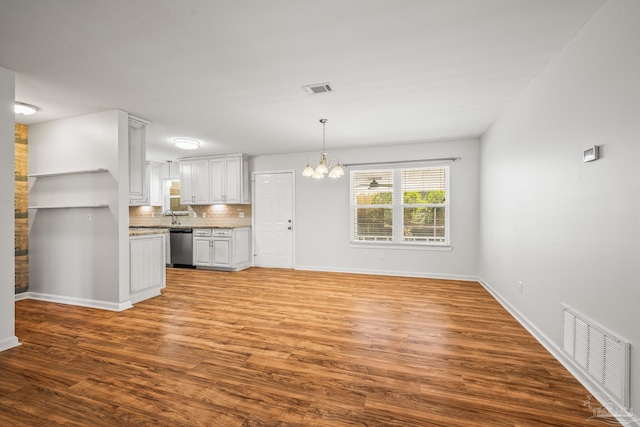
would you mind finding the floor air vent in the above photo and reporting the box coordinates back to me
[562,305,630,408]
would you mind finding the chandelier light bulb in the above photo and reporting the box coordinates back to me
[302,164,315,177]
[329,163,344,178]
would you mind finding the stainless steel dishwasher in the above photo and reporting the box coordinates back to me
[169,228,194,267]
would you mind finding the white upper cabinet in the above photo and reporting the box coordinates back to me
[128,116,149,200]
[179,159,210,205]
[149,162,163,206]
[209,158,225,203]
[130,161,162,207]
[210,154,251,204]
[179,161,193,205]
[180,154,251,205]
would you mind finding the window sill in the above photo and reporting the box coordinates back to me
[349,241,453,252]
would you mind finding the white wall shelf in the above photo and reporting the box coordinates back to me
[28,204,109,209]
[28,168,109,178]
[29,168,111,210]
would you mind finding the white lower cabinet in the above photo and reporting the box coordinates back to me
[211,237,231,268]
[193,228,251,271]
[194,235,213,265]
[129,233,166,303]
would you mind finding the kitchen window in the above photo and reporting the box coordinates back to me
[163,180,189,214]
[350,164,450,246]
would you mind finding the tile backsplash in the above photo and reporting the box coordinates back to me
[129,204,252,228]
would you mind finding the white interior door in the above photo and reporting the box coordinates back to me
[253,172,293,268]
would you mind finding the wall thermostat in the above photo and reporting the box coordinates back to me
[583,145,599,162]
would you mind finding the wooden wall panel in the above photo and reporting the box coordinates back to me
[14,180,28,214]
[14,123,28,293]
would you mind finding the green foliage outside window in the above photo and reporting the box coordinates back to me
[403,190,445,240]
[354,191,392,240]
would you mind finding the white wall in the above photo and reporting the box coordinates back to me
[116,110,130,305]
[28,110,131,309]
[0,66,19,352]
[252,138,479,279]
[479,0,640,413]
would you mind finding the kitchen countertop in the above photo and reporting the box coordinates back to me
[129,228,170,236]
[130,225,251,230]
[183,225,251,229]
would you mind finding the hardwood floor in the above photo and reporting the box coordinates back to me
[1,268,606,426]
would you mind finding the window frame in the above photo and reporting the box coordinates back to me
[163,179,190,215]
[349,163,451,248]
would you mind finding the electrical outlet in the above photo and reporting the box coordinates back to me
[519,281,524,294]
[151,212,155,218]
[239,212,245,218]
[202,212,206,218]
[364,251,369,259]
[379,253,385,259]
[86,213,92,222]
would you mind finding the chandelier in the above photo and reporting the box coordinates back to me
[302,119,344,179]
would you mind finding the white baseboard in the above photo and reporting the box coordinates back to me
[0,336,20,352]
[14,291,29,301]
[129,288,161,305]
[17,291,133,312]
[478,277,639,427]
[294,264,479,282]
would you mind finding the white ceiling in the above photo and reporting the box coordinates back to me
[1,0,603,161]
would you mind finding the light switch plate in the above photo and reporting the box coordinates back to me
[583,145,599,162]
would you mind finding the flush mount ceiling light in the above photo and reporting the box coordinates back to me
[173,138,200,150]
[302,119,344,179]
[14,102,39,115]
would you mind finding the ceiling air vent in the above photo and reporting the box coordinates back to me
[302,83,333,95]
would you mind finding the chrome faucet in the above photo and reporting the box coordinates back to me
[164,209,179,226]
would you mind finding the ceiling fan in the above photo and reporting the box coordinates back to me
[359,177,392,189]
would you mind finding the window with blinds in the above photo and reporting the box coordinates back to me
[350,165,450,245]
[352,171,393,241]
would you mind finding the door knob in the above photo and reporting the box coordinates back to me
[288,226,292,230]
